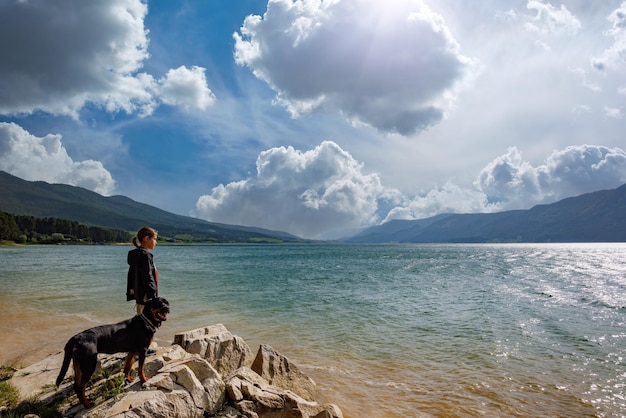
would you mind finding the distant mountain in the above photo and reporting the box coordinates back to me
[344,183,626,243]
[0,171,302,243]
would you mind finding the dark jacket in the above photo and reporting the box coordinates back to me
[126,248,158,304]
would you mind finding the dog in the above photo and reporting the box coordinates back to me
[55,297,170,408]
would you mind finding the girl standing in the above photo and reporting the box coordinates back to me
[126,226,159,314]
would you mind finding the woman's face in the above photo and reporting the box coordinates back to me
[141,234,157,250]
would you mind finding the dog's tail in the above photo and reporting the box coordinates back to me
[56,338,74,387]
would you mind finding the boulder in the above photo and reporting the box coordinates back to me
[251,344,317,402]
[173,323,229,349]
[174,323,254,375]
[9,351,66,400]
[226,367,343,418]
[10,351,127,403]
[84,390,172,418]
[149,356,225,415]
[160,343,190,361]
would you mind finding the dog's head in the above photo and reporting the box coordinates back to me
[144,297,170,327]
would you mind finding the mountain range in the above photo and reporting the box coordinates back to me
[0,171,300,243]
[1,170,625,243]
[344,183,626,243]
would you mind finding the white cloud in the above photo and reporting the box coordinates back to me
[534,144,626,200]
[592,1,626,71]
[233,0,476,136]
[0,123,115,195]
[604,107,623,119]
[476,147,542,208]
[159,66,216,111]
[195,140,626,238]
[195,141,402,239]
[383,182,493,222]
[0,0,213,118]
[387,145,626,222]
[524,0,581,35]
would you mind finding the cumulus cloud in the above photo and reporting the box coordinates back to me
[159,66,216,111]
[0,0,213,117]
[233,0,475,136]
[524,0,581,35]
[592,1,626,71]
[477,145,626,208]
[533,144,626,198]
[385,145,626,222]
[195,141,626,238]
[0,123,115,195]
[195,141,402,239]
[383,182,493,222]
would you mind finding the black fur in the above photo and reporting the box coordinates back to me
[55,297,170,408]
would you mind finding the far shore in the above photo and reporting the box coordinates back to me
[0,240,307,247]
[0,240,22,246]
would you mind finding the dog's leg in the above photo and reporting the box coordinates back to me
[73,349,97,409]
[123,352,136,382]
[137,352,148,383]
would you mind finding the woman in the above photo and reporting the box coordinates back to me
[126,226,159,314]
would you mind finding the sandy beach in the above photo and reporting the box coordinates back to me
[0,305,181,368]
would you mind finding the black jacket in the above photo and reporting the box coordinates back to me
[126,248,158,304]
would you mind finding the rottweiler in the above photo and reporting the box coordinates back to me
[55,297,170,408]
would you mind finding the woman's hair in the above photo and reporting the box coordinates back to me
[132,226,158,248]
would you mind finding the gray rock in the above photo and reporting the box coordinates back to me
[173,323,228,349]
[174,323,254,375]
[251,344,317,402]
[226,367,343,418]
[9,351,65,400]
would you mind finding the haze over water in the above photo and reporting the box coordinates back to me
[1,243,625,417]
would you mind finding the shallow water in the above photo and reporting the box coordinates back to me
[1,243,625,417]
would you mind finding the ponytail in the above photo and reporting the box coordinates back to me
[132,226,158,248]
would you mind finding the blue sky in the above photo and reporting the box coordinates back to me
[1,0,625,239]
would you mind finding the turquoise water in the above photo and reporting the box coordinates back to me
[1,243,625,417]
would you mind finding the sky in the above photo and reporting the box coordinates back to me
[0,0,625,240]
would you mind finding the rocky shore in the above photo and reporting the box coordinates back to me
[7,324,343,418]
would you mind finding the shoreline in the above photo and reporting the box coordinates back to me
[7,324,344,418]
[0,305,192,368]
[1,304,349,415]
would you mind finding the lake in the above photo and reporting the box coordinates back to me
[1,243,625,417]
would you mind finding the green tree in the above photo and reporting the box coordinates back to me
[50,233,65,243]
[0,212,19,241]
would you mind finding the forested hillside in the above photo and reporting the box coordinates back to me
[0,211,131,244]
[0,171,302,243]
